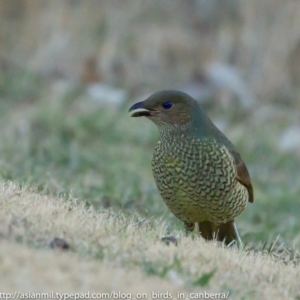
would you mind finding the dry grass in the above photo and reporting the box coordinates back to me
[0,242,182,296]
[1,181,300,299]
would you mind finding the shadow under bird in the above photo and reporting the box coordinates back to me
[129,90,253,246]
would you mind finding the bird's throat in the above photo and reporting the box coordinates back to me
[158,121,199,141]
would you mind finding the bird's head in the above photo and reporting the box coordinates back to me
[128,90,201,127]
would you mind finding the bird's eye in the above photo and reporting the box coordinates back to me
[162,101,173,110]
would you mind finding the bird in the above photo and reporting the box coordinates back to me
[128,90,253,246]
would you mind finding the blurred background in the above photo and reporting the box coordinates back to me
[0,0,299,246]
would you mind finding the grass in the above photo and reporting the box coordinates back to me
[0,71,300,298]
[1,181,300,299]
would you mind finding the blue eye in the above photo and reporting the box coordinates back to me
[162,101,173,109]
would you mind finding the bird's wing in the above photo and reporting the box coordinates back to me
[232,151,254,203]
[209,122,254,203]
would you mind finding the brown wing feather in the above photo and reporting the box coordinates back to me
[232,151,254,203]
[208,121,254,203]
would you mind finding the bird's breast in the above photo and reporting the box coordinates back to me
[151,137,246,223]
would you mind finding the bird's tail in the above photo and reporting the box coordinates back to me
[198,220,242,246]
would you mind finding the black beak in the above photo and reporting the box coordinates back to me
[128,101,158,117]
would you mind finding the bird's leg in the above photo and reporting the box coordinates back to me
[184,222,195,236]
[199,220,244,248]
[198,221,215,240]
